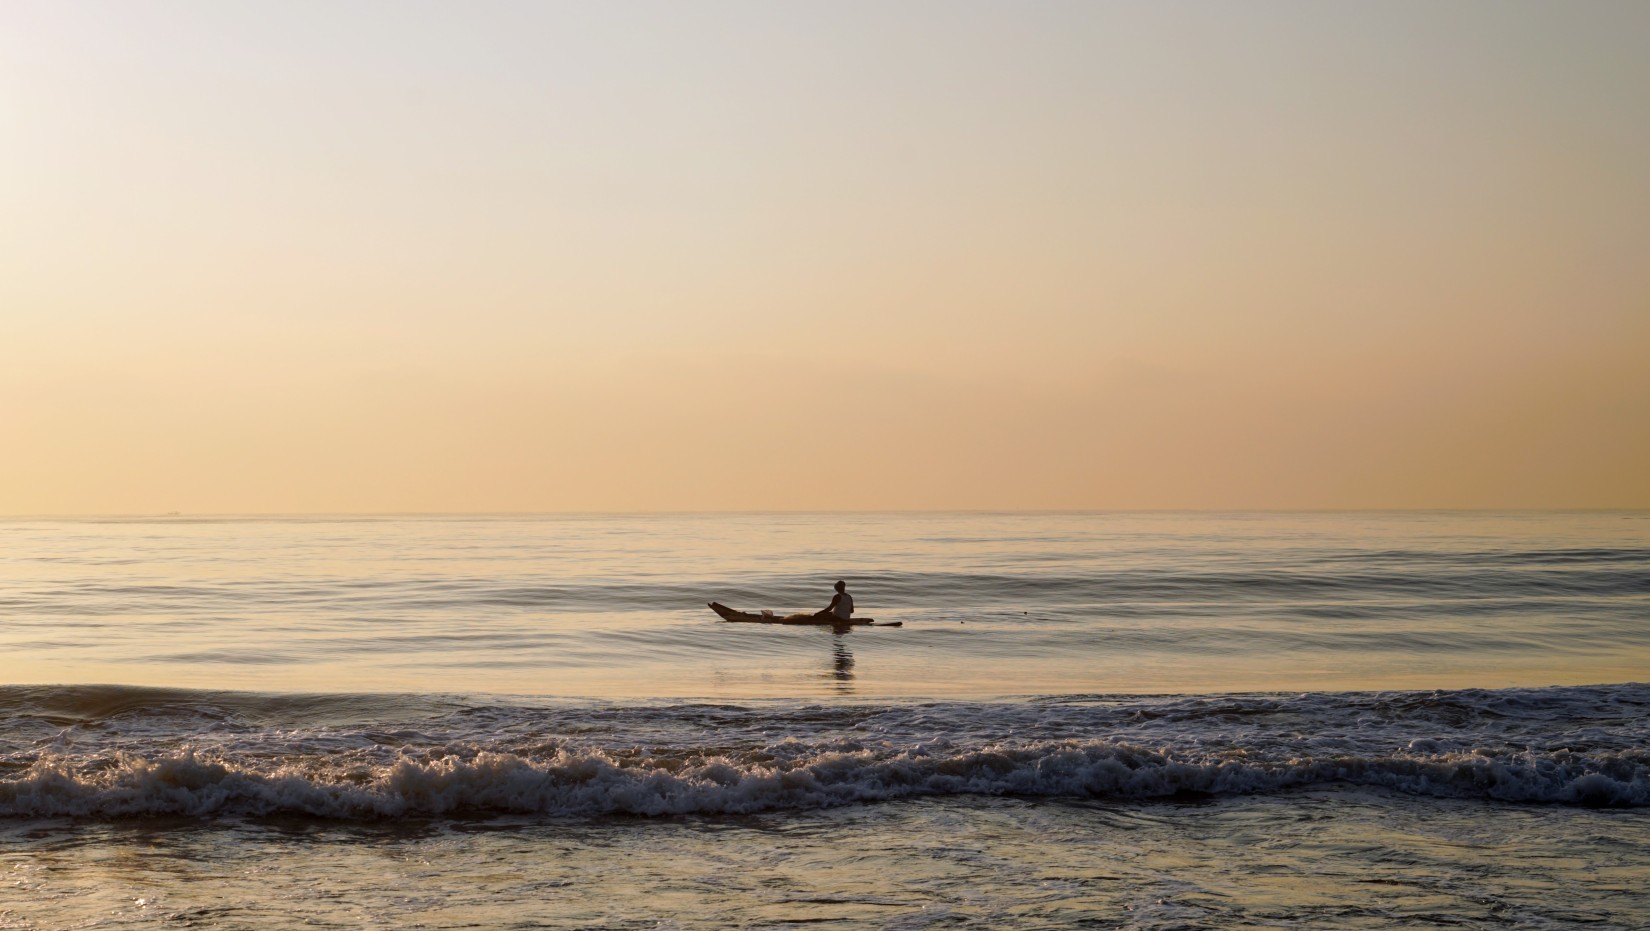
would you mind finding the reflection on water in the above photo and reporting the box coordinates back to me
[827,630,855,692]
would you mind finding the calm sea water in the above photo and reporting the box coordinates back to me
[2,512,1648,928]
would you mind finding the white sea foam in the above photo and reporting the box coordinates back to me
[3,738,1647,820]
[4,682,1647,820]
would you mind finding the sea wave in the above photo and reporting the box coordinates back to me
[2,683,1648,820]
[3,740,1646,819]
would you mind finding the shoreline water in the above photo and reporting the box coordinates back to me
[7,791,1645,929]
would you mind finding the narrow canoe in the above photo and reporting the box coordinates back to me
[708,602,900,627]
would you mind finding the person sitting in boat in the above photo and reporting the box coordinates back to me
[817,580,854,622]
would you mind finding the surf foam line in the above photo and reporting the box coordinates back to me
[4,741,1648,820]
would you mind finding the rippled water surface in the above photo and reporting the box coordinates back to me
[3,512,1648,928]
[2,511,1647,696]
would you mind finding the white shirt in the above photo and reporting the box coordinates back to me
[834,591,854,620]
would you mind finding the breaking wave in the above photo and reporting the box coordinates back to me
[3,741,1648,820]
[3,682,1648,820]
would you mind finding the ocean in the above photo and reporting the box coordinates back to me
[2,511,1647,928]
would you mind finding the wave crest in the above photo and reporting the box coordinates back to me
[5,740,1647,820]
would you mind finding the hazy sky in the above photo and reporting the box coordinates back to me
[3,1,1647,512]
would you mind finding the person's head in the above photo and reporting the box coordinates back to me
[834,580,846,593]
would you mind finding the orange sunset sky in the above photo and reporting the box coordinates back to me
[3,1,1647,512]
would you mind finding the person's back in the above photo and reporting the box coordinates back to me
[825,580,853,621]
[834,588,854,620]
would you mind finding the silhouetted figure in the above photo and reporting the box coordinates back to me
[817,580,854,622]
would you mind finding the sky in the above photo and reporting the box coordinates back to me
[2,0,1647,512]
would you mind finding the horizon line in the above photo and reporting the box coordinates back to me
[4,507,1647,520]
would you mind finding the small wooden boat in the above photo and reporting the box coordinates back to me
[708,602,901,627]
